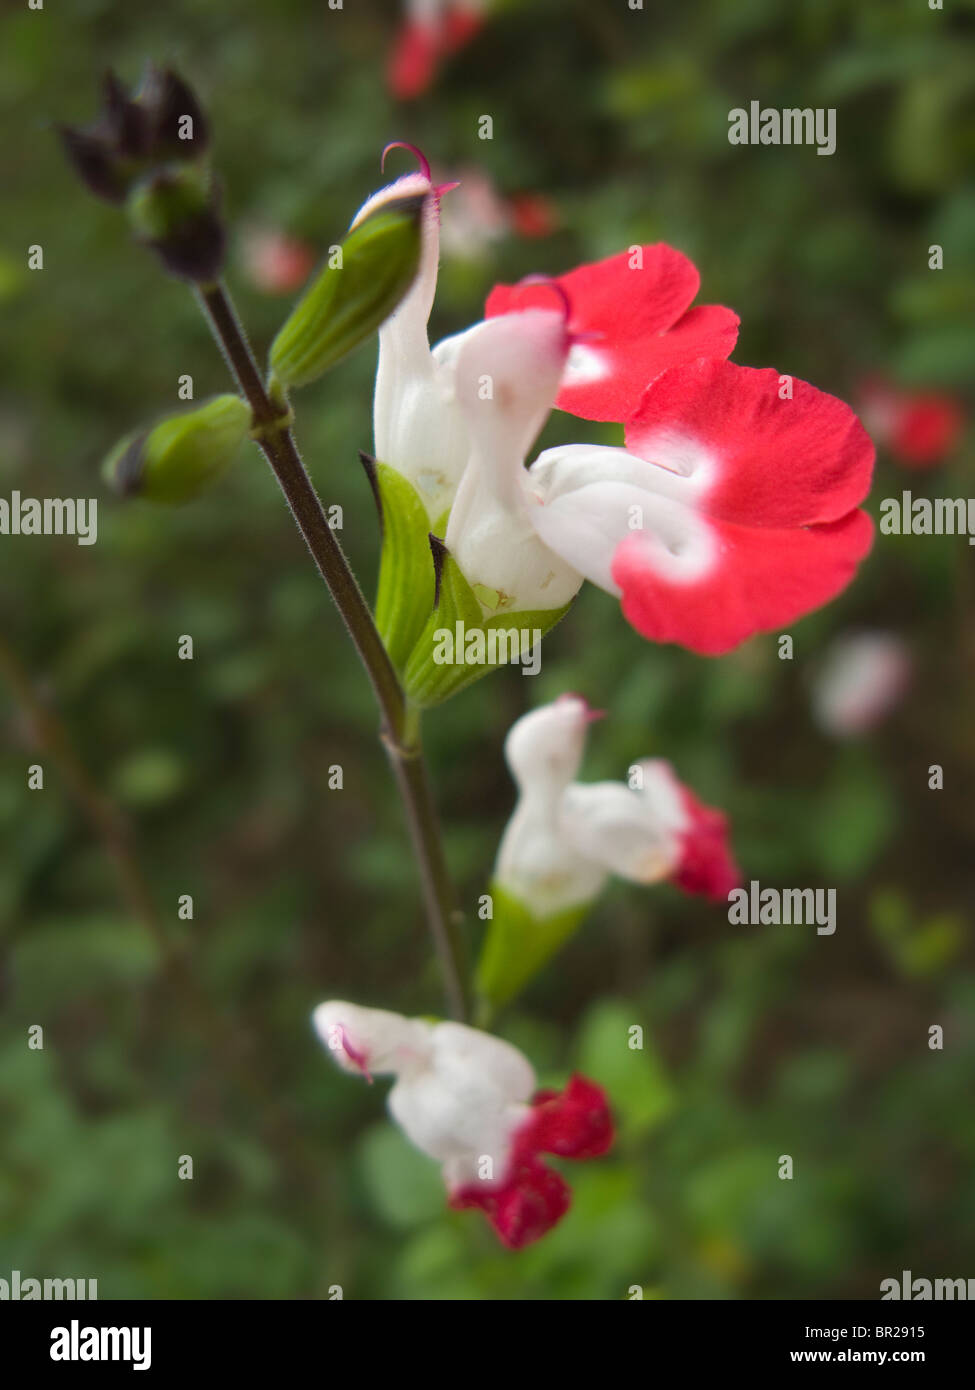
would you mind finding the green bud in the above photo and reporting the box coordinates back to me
[103,395,250,504]
[126,165,225,282]
[268,193,426,391]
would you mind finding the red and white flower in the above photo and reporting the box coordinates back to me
[313,999,613,1248]
[388,0,487,102]
[363,148,873,650]
[495,695,740,916]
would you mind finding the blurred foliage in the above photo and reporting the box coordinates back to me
[1,0,974,1299]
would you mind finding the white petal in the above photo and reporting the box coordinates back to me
[431,1022,536,1102]
[454,311,568,476]
[312,1000,432,1077]
[443,313,585,613]
[503,695,593,791]
[558,780,681,884]
[495,698,608,917]
[388,1022,533,1177]
[496,796,609,917]
[368,175,472,521]
[563,340,612,389]
[528,444,718,594]
[633,758,691,832]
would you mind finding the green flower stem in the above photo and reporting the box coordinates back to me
[194,281,471,1022]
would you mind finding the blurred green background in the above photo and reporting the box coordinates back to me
[1,0,974,1300]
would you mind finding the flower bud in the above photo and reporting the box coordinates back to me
[103,395,250,504]
[59,66,210,206]
[268,192,426,391]
[125,166,225,282]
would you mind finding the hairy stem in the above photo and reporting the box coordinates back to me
[194,281,471,1020]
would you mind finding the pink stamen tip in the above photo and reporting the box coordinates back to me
[381,141,432,182]
[338,1027,374,1085]
[516,274,573,324]
[557,692,607,723]
[434,179,461,198]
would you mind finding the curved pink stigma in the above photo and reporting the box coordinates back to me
[337,1026,374,1084]
[381,140,432,182]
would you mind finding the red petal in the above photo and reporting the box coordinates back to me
[448,1074,614,1248]
[450,1158,570,1250]
[673,788,740,901]
[613,507,874,656]
[486,247,738,422]
[625,360,875,530]
[526,1074,614,1159]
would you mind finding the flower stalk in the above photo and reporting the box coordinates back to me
[193,280,472,1022]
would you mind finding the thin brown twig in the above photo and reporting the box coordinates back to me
[194,279,471,1021]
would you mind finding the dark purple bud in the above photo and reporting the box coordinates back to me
[140,65,210,155]
[57,124,126,203]
[101,69,152,158]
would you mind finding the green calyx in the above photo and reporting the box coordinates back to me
[476,881,592,1018]
[370,462,573,704]
[402,547,572,708]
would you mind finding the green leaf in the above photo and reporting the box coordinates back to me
[476,881,590,1016]
[576,1000,675,1138]
[358,1122,443,1229]
[373,463,438,674]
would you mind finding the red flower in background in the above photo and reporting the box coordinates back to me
[388,0,486,101]
[508,192,558,240]
[859,376,964,469]
[240,227,315,296]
